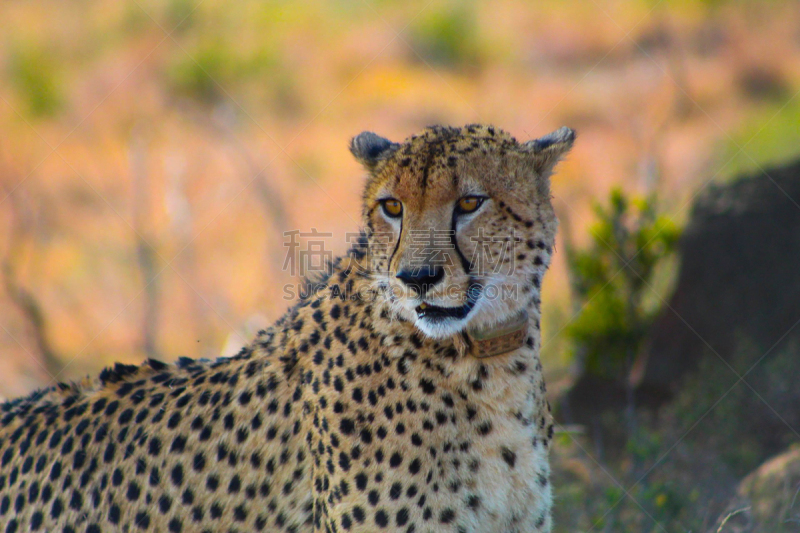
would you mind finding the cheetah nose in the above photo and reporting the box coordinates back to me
[396,266,444,295]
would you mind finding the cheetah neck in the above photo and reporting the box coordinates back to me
[466,309,529,358]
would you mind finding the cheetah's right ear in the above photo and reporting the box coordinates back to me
[350,131,400,171]
[520,126,576,177]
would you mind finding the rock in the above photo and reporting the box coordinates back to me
[640,159,800,399]
[712,446,800,533]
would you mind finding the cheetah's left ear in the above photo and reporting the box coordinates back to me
[350,131,400,172]
[520,126,576,177]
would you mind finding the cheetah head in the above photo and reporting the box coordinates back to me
[351,125,574,340]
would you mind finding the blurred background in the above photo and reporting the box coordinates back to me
[2,0,800,531]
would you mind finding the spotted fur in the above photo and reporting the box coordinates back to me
[0,124,574,532]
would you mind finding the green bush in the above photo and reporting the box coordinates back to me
[566,188,681,383]
[718,96,800,181]
[166,40,280,105]
[408,2,484,70]
[8,45,63,118]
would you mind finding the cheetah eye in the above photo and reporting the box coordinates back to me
[455,196,486,215]
[380,198,403,218]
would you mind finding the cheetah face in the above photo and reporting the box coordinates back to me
[351,125,574,340]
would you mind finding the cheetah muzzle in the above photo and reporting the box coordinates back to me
[0,124,574,533]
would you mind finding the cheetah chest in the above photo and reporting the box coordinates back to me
[320,365,553,533]
[461,411,552,532]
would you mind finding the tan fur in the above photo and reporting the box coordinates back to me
[0,124,572,532]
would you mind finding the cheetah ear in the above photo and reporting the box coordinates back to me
[350,131,400,171]
[521,126,576,177]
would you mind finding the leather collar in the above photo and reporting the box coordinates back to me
[467,310,529,358]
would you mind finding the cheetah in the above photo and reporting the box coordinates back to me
[0,124,574,533]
